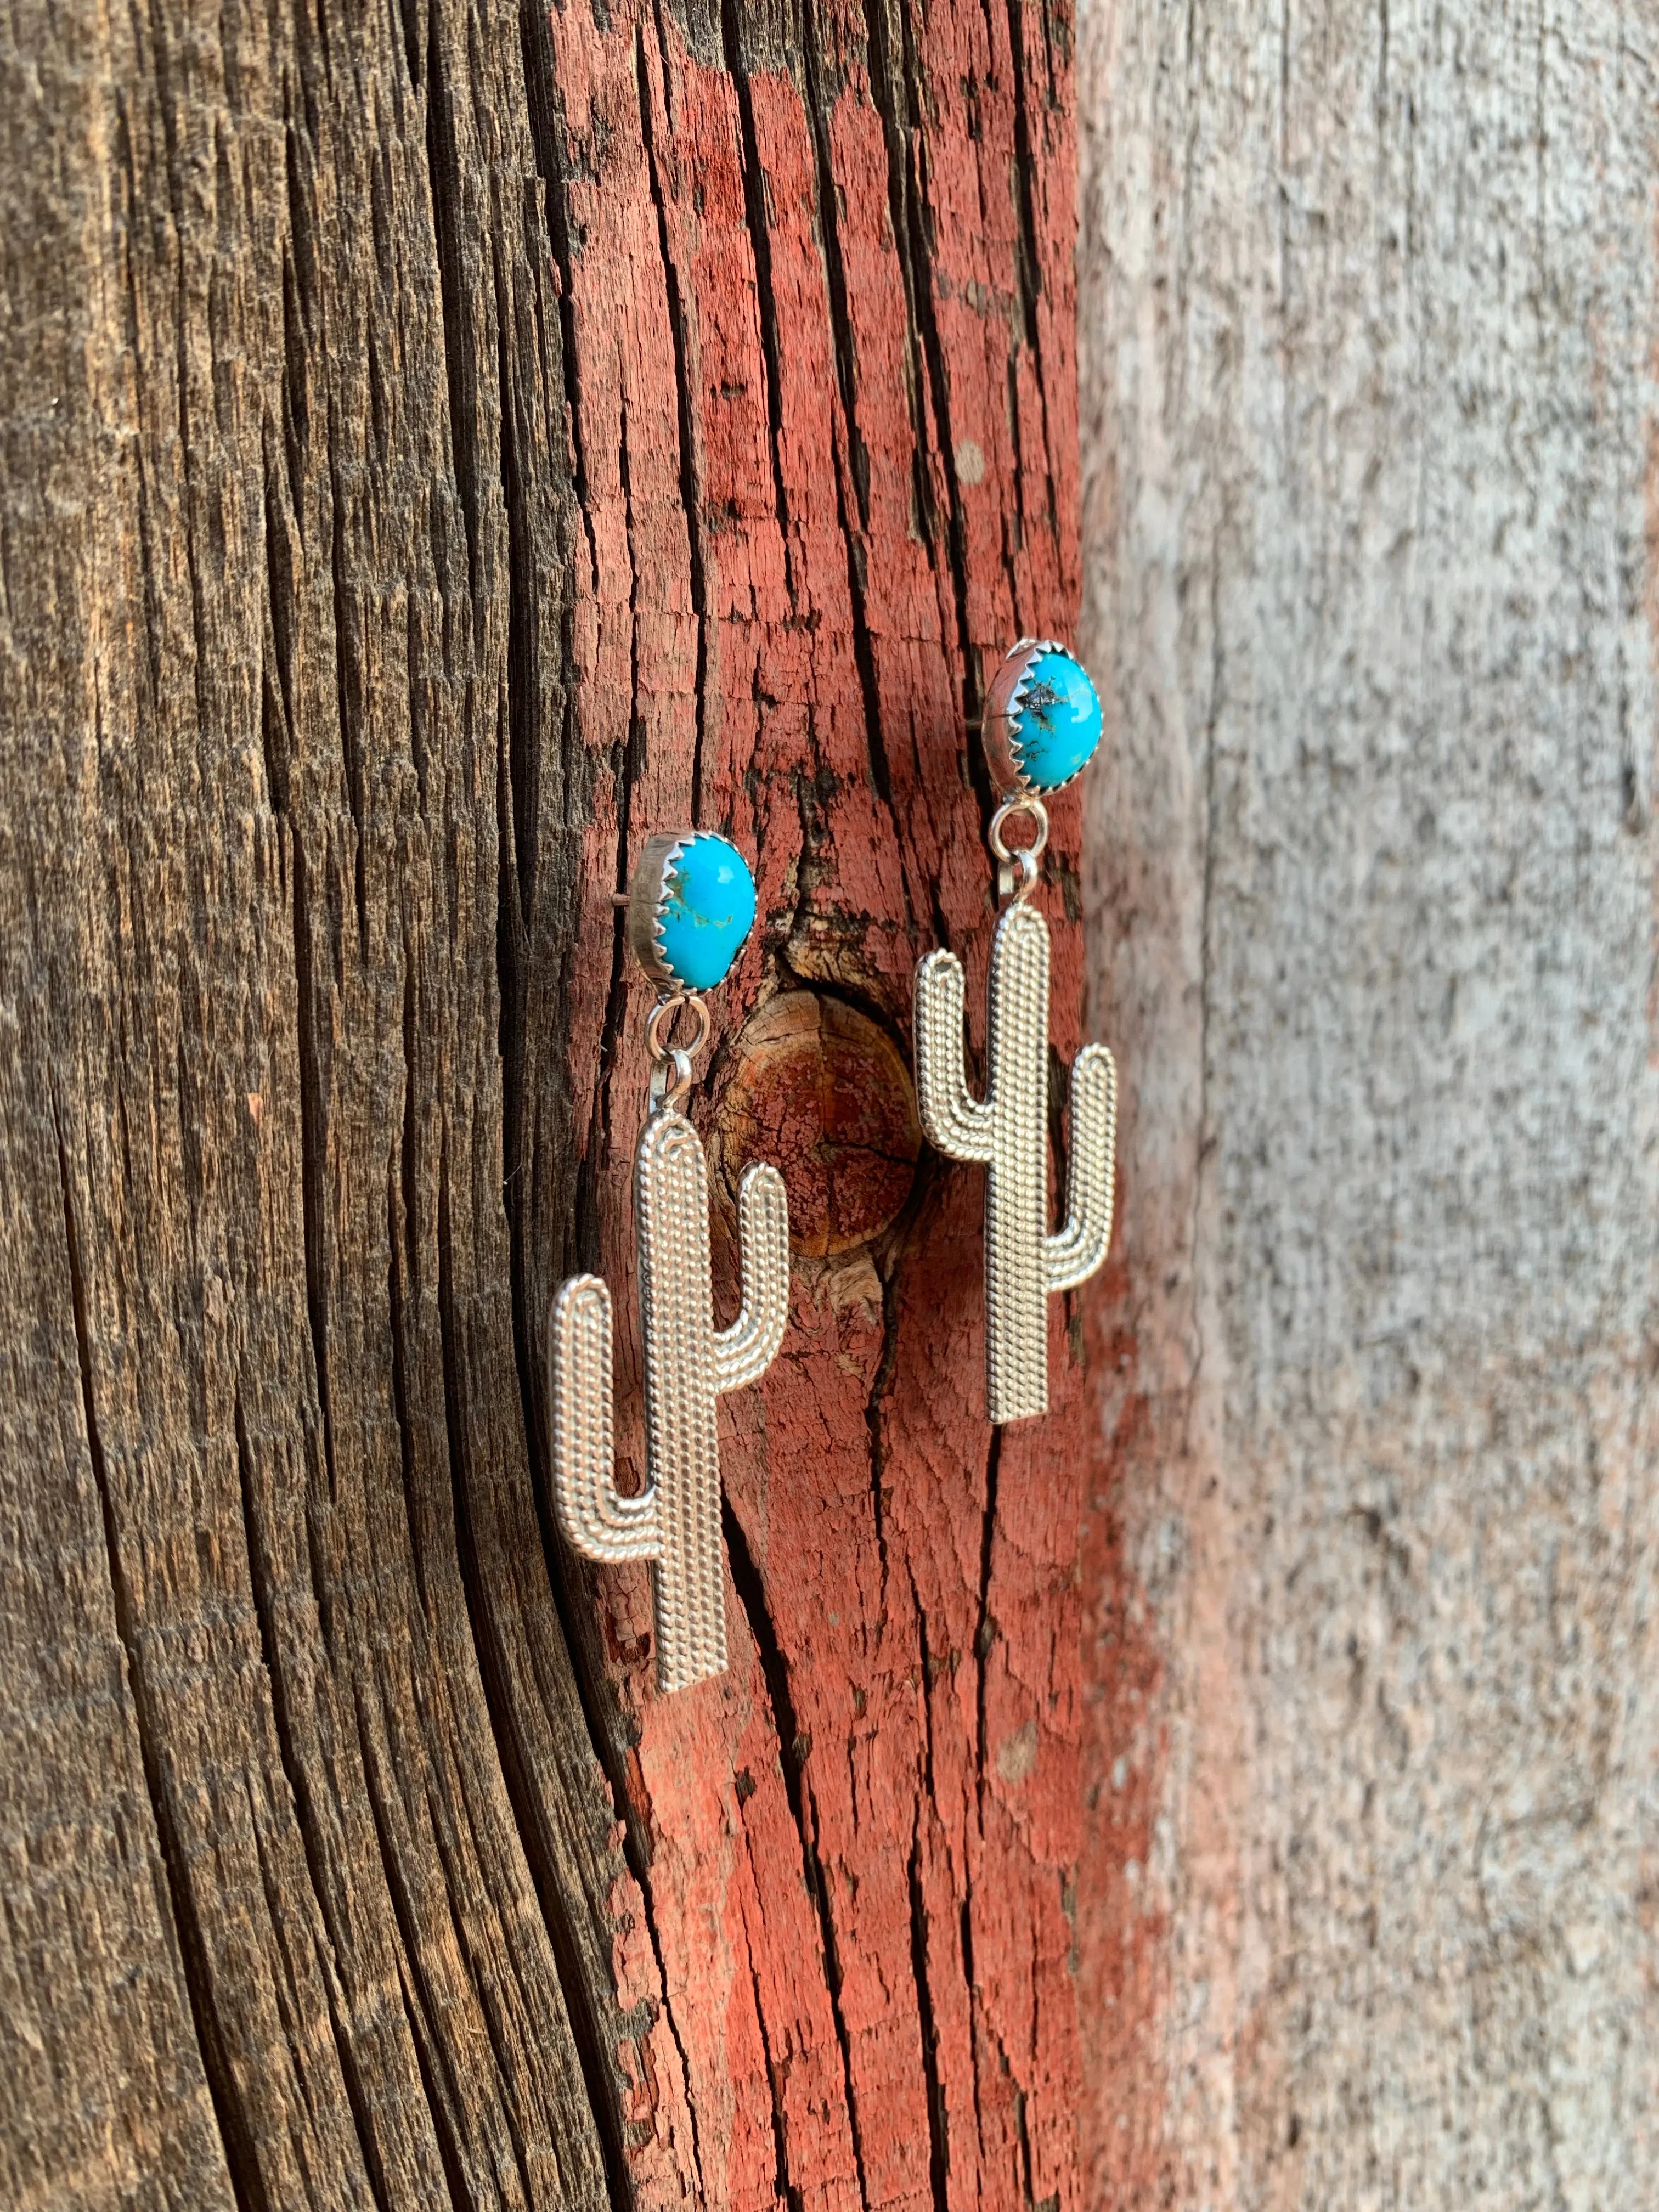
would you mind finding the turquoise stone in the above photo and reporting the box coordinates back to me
[655,834,757,990]
[1012,647,1102,791]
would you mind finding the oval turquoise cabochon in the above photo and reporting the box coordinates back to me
[655,834,758,991]
[1012,647,1102,792]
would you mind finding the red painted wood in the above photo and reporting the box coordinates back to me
[537,0,1100,2202]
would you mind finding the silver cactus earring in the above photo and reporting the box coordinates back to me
[914,642,1119,1424]
[549,833,791,1692]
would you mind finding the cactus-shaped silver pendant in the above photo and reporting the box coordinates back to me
[549,833,791,1692]
[914,641,1119,1424]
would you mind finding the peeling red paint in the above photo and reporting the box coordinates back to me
[543,0,1096,2197]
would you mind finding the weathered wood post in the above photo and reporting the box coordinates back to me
[0,0,1101,2200]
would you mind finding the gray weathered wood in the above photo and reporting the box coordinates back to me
[1076,1,1659,2204]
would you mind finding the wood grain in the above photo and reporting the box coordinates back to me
[710,992,921,1258]
[1076,2,1659,2204]
[0,0,1098,2200]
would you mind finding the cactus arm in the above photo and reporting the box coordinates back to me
[714,1163,791,1393]
[549,1273,661,1560]
[914,949,997,1161]
[1045,1044,1119,1293]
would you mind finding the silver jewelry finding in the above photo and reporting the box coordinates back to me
[988,795,1049,902]
[549,833,789,1691]
[644,992,711,1108]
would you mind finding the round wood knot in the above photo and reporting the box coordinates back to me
[715,991,922,1256]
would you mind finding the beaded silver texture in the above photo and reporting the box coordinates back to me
[915,899,1118,1424]
[549,1104,790,1691]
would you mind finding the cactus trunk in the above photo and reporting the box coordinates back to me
[983,904,1053,1422]
[635,1111,727,1689]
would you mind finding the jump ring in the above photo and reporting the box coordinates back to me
[988,797,1049,867]
[645,992,712,1065]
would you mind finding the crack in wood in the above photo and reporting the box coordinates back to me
[52,1109,269,2212]
[640,0,713,825]
[853,0,942,569]
[795,0,916,888]
[356,1683,473,2212]
[748,1948,808,2212]
[718,0,799,604]
[289,832,340,1519]
[229,1392,400,2212]
[974,1425,1002,1795]
[724,1500,873,2212]
[907,1818,952,2212]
